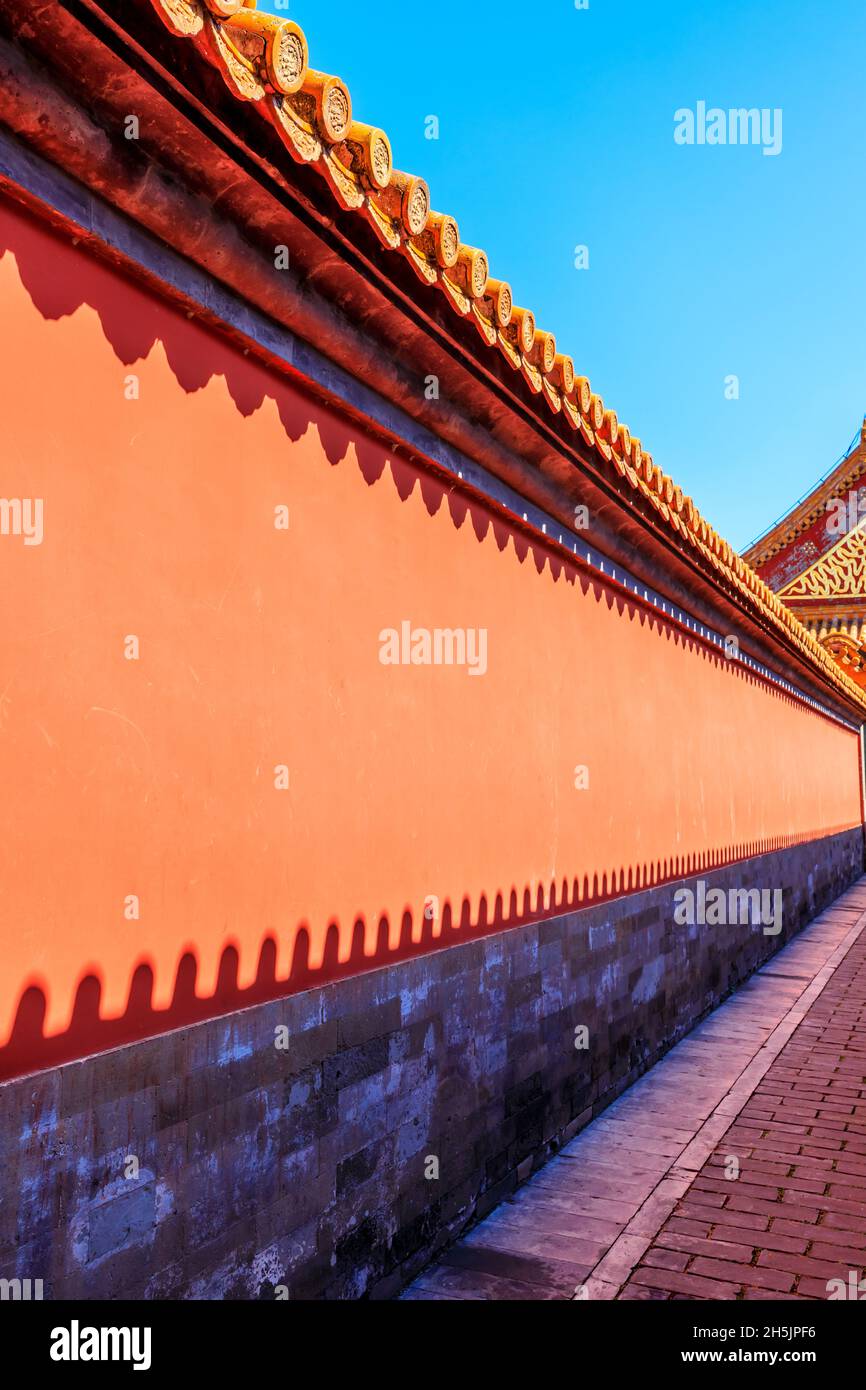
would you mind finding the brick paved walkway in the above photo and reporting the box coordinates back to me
[403,879,866,1300]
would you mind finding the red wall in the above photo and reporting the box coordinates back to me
[0,199,862,1074]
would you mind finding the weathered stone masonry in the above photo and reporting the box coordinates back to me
[2,827,860,1301]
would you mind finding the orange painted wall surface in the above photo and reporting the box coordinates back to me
[0,199,862,1073]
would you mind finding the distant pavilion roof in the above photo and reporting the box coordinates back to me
[743,422,866,572]
[743,422,866,687]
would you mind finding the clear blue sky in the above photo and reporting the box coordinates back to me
[261,0,866,549]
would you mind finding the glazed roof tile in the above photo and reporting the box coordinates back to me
[147,0,866,714]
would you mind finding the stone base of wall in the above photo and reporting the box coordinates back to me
[1,827,862,1300]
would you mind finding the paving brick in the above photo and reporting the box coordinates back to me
[656,1231,756,1263]
[729,1193,820,1222]
[631,1266,742,1299]
[809,1241,866,1265]
[710,1225,806,1255]
[689,1256,795,1293]
[676,1202,770,1231]
[742,1287,809,1301]
[641,1247,690,1272]
[619,1282,669,1300]
[797,1275,839,1299]
[665,1217,712,1239]
[757,1249,853,1282]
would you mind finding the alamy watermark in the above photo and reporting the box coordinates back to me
[827,1270,866,1300]
[0,497,43,545]
[379,622,488,676]
[674,102,782,157]
[50,1322,151,1371]
[0,1277,43,1300]
[826,489,866,537]
[674,880,782,936]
